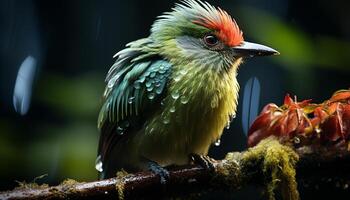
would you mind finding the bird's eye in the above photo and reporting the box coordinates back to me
[203,34,219,46]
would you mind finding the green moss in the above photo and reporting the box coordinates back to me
[14,174,49,190]
[241,137,299,200]
[115,170,129,200]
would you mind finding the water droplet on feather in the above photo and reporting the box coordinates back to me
[95,156,103,172]
[214,139,221,146]
[148,93,155,100]
[133,81,141,89]
[171,90,180,100]
[180,95,189,104]
[128,97,135,104]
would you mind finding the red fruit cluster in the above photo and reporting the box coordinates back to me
[247,89,350,148]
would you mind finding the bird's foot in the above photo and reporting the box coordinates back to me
[190,154,217,171]
[147,161,170,185]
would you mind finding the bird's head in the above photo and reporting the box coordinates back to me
[150,0,278,72]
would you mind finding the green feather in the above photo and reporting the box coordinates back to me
[98,56,172,130]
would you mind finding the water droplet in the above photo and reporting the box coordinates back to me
[214,139,221,146]
[133,81,141,89]
[180,69,188,75]
[173,76,182,82]
[226,122,230,129]
[95,155,103,172]
[315,127,321,133]
[128,97,135,104]
[293,137,300,144]
[155,82,161,87]
[162,113,170,124]
[231,114,236,120]
[155,87,163,94]
[161,99,166,106]
[170,106,176,113]
[145,80,152,88]
[180,95,189,104]
[117,126,124,135]
[148,93,155,100]
[171,90,180,100]
[146,86,154,92]
[107,79,115,88]
[139,76,146,83]
[104,191,108,195]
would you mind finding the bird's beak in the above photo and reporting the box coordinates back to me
[232,41,279,57]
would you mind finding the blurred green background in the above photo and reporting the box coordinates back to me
[0,0,349,196]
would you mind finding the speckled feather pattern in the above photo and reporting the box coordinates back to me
[137,55,240,165]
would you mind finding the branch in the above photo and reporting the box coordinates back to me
[1,138,350,200]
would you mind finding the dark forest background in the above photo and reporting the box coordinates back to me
[1,0,350,199]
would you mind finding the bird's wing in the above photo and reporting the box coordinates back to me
[97,38,172,166]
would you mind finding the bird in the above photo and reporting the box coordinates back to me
[96,0,279,180]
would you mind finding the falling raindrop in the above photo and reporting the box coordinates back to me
[133,81,141,89]
[180,95,189,104]
[95,155,103,172]
[13,56,37,115]
[171,90,180,100]
[128,97,135,104]
[170,106,176,113]
[214,139,221,146]
[148,92,155,100]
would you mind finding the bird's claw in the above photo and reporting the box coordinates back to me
[147,161,170,185]
[190,153,216,171]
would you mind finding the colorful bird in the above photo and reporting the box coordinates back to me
[96,0,278,179]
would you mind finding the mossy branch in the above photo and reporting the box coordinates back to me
[1,137,350,200]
